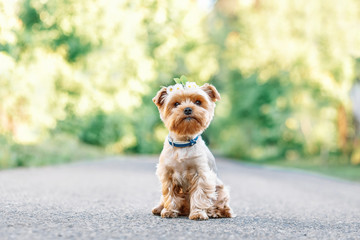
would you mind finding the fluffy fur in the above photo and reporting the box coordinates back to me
[152,83,234,220]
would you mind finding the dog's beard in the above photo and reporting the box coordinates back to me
[170,114,207,136]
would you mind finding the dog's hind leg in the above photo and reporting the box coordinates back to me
[207,179,235,218]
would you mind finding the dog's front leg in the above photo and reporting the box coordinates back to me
[158,170,183,218]
[189,169,217,220]
[152,196,164,216]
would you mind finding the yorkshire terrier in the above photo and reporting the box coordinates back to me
[152,81,234,220]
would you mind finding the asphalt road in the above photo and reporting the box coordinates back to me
[0,156,360,240]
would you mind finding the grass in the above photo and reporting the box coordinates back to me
[254,158,360,182]
[0,134,105,169]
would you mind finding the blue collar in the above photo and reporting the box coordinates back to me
[168,135,200,148]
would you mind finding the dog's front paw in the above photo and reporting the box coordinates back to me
[189,210,209,220]
[152,205,164,216]
[161,208,178,218]
[207,206,235,218]
[221,207,236,218]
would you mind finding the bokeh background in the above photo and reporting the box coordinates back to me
[1,0,360,179]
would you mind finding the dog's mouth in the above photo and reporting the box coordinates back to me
[182,116,201,124]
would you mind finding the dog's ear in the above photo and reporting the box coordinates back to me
[201,83,221,102]
[152,87,168,108]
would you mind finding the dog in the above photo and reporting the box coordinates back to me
[152,82,234,220]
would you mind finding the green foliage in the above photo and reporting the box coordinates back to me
[53,32,92,62]
[174,75,189,85]
[79,111,124,147]
[211,71,300,160]
[127,95,164,154]
[19,0,40,30]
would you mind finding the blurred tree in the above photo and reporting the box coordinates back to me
[207,0,360,160]
[1,0,360,167]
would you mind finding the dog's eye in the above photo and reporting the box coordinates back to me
[174,102,180,107]
[195,100,201,105]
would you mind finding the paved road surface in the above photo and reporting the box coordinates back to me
[1,156,360,239]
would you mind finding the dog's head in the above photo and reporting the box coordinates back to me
[153,83,220,136]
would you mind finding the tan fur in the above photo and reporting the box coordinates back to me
[152,84,234,220]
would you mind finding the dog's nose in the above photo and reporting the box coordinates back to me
[184,107,192,115]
